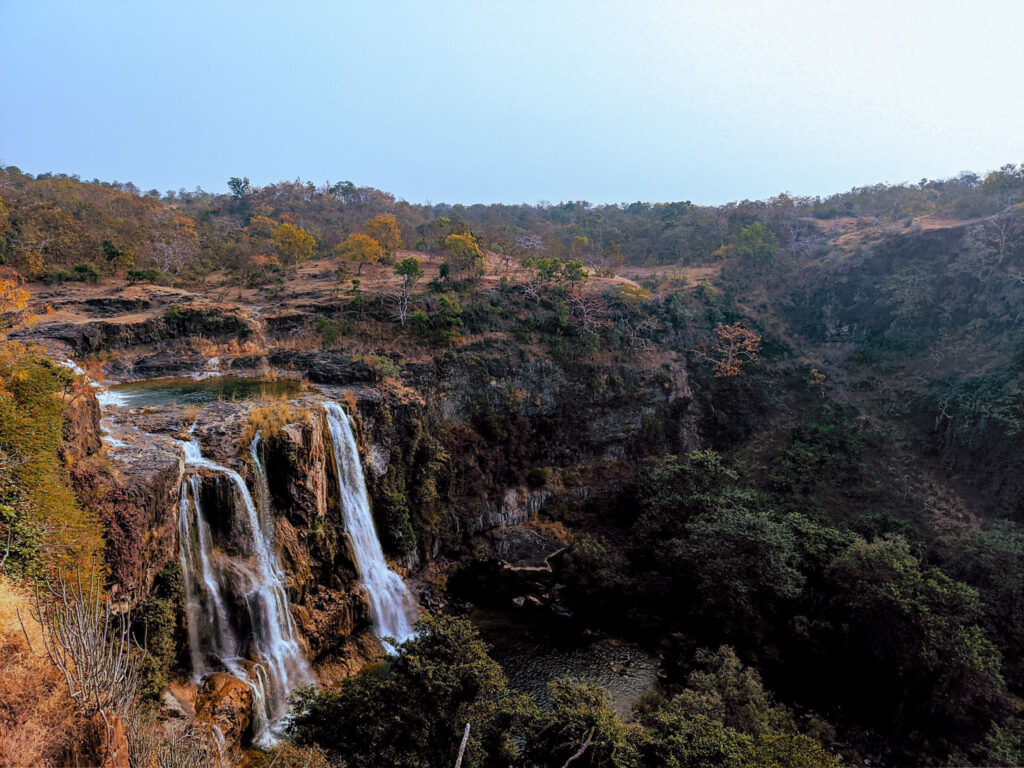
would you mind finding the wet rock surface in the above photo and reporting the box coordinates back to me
[261,411,375,661]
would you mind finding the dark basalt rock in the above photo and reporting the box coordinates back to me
[492,525,567,570]
[13,307,251,355]
[83,296,153,315]
[268,351,376,384]
[71,432,183,594]
[132,351,207,379]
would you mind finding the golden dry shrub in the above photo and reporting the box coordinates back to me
[241,397,305,446]
[0,577,79,767]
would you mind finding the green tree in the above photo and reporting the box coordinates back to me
[936,522,1024,684]
[527,680,639,768]
[562,259,588,283]
[443,232,485,278]
[669,646,796,736]
[745,733,841,768]
[101,239,134,275]
[733,222,778,263]
[393,256,424,326]
[826,536,1009,746]
[408,296,463,346]
[227,176,252,200]
[289,615,535,768]
[637,708,752,768]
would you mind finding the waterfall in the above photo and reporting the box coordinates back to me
[323,402,419,647]
[177,432,314,746]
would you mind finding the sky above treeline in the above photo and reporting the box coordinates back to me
[2,0,1023,206]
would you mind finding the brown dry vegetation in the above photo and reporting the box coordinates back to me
[0,577,79,767]
[242,397,309,446]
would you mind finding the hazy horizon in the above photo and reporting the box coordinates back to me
[2,0,1023,206]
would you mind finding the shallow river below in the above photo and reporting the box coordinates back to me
[470,608,660,719]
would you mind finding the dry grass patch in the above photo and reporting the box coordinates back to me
[0,577,79,767]
[241,397,309,445]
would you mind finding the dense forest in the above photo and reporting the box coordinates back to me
[0,161,1023,767]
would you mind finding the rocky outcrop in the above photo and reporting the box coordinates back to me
[69,711,130,768]
[71,432,182,594]
[130,350,207,379]
[269,351,376,385]
[401,343,699,464]
[471,487,551,533]
[492,525,567,570]
[13,305,251,357]
[194,673,253,750]
[61,389,102,461]
[260,410,373,662]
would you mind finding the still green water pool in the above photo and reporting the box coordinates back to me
[106,375,304,407]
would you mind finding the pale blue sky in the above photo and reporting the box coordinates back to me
[2,0,1022,204]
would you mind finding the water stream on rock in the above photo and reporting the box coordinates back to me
[323,401,419,647]
[177,429,314,746]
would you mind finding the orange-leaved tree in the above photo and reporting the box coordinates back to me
[335,233,383,275]
[0,273,34,339]
[272,222,316,266]
[706,323,762,377]
[365,214,403,257]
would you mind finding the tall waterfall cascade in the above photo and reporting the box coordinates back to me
[177,430,314,745]
[323,401,419,646]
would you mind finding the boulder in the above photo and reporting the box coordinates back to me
[195,673,254,750]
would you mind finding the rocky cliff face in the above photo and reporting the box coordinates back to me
[351,342,699,560]
[257,410,375,667]
[14,304,253,359]
[49,289,704,708]
[67,391,182,595]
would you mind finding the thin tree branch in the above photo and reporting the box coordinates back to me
[454,722,471,768]
[561,728,595,768]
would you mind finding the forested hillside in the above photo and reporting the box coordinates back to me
[0,162,1022,767]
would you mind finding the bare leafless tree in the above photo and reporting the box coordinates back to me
[988,209,1022,261]
[519,279,542,302]
[22,567,143,718]
[156,721,224,768]
[125,708,163,768]
[567,285,613,331]
[620,315,659,349]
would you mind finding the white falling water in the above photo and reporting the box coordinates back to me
[177,431,314,746]
[323,402,419,647]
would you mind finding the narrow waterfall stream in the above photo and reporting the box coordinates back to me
[177,431,314,745]
[323,402,419,646]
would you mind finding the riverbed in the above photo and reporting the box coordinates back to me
[470,608,660,719]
